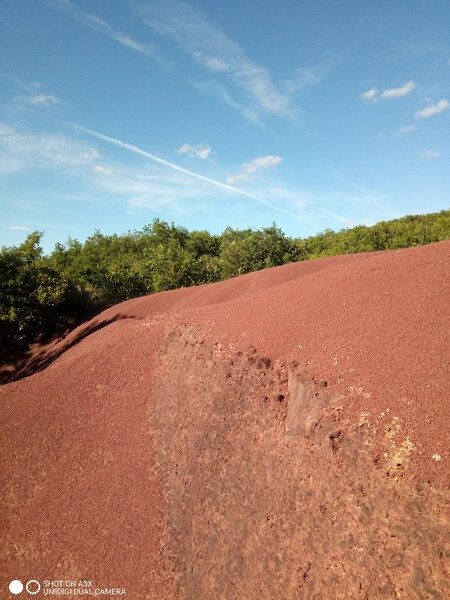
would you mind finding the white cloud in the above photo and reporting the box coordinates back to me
[177,143,212,159]
[420,150,440,159]
[284,63,336,95]
[83,148,100,160]
[377,124,417,139]
[361,88,377,102]
[392,124,417,137]
[14,94,60,106]
[96,167,212,210]
[195,54,229,72]
[0,122,102,173]
[93,165,114,175]
[6,225,29,231]
[361,81,416,103]
[381,80,416,99]
[226,155,283,184]
[43,0,166,65]
[415,99,449,118]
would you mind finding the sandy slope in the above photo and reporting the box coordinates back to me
[1,242,449,599]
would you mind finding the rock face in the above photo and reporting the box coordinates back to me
[1,242,449,599]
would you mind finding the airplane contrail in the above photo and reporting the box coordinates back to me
[67,122,320,228]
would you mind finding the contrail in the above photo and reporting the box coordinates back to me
[67,122,320,228]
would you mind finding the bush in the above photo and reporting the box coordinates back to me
[0,233,92,347]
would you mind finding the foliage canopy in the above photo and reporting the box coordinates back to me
[1,210,449,347]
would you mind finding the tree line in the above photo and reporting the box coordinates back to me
[1,209,449,348]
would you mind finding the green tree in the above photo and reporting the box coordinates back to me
[0,233,70,344]
[219,224,296,279]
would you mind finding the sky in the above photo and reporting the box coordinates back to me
[0,0,449,252]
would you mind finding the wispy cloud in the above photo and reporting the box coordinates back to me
[0,122,223,214]
[226,155,283,184]
[321,210,375,228]
[361,81,416,103]
[377,124,417,140]
[393,124,417,137]
[5,225,29,231]
[134,0,291,119]
[420,150,440,159]
[0,123,100,174]
[133,0,331,122]
[83,148,100,160]
[0,69,37,94]
[381,80,416,99]
[0,70,60,106]
[0,120,317,226]
[360,88,377,102]
[414,98,449,118]
[42,0,167,65]
[3,119,403,233]
[177,143,212,159]
[193,80,241,110]
[14,94,60,106]
[392,41,449,62]
[42,0,331,124]
[68,123,320,225]
[328,166,398,217]
[93,165,114,175]
[283,63,336,95]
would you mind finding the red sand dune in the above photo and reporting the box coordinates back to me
[1,242,449,599]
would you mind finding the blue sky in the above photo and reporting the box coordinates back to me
[1,0,449,252]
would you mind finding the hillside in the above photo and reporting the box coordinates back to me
[1,241,449,599]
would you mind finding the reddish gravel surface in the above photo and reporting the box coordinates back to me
[1,242,449,599]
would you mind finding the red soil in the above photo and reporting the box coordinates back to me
[1,242,449,599]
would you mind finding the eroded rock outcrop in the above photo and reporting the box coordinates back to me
[150,326,448,599]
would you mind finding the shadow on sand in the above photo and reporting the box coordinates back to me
[0,313,133,384]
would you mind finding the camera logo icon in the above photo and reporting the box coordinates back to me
[9,581,23,595]
[9,580,41,595]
